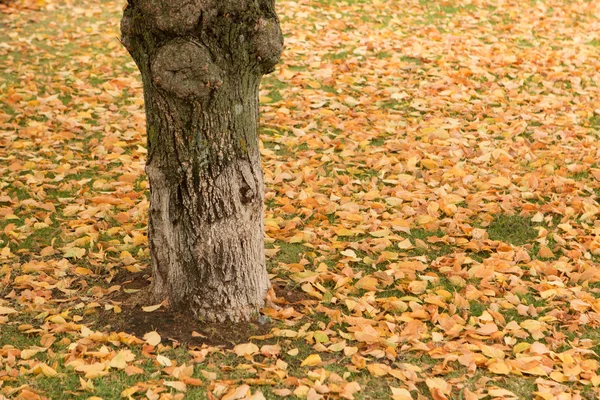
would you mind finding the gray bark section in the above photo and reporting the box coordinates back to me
[120,0,283,321]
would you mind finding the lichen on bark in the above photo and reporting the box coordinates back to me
[120,0,283,322]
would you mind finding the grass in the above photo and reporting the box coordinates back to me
[495,378,536,400]
[399,228,454,260]
[587,39,600,47]
[468,301,486,317]
[485,214,538,246]
[269,242,307,265]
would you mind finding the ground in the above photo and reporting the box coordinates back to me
[1,0,600,399]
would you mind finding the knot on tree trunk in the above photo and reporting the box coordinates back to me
[251,17,284,74]
[151,39,223,100]
[139,0,205,34]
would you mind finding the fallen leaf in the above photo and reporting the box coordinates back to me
[142,304,162,312]
[143,331,162,346]
[300,354,322,367]
[233,342,259,357]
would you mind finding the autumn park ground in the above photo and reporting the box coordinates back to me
[1,0,600,398]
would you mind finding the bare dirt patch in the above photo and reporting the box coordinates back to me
[94,271,308,348]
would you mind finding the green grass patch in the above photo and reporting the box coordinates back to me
[270,242,307,264]
[587,39,600,47]
[486,214,537,246]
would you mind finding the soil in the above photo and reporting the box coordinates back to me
[271,279,313,309]
[94,270,311,348]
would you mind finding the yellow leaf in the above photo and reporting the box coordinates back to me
[109,350,135,370]
[164,381,187,392]
[416,215,435,225]
[0,306,18,315]
[391,387,414,400]
[63,247,86,259]
[21,347,45,360]
[481,345,505,360]
[313,331,329,343]
[335,228,356,237]
[340,249,358,259]
[519,365,548,376]
[156,354,172,367]
[397,238,413,249]
[222,384,251,400]
[274,329,297,338]
[355,276,379,291]
[408,280,428,295]
[125,365,144,376]
[488,361,510,375]
[75,362,107,378]
[570,299,591,312]
[75,267,94,276]
[488,388,517,397]
[344,96,358,107]
[121,385,140,398]
[142,304,162,312]
[33,363,58,377]
[40,246,55,256]
[143,331,161,346]
[201,370,217,380]
[520,319,543,332]
[48,315,66,324]
[80,377,95,391]
[370,229,391,238]
[328,341,347,352]
[260,344,281,357]
[549,371,568,383]
[233,342,259,357]
[367,363,390,377]
[421,159,438,170]
[489,176,511,187]
[354,331,381,343]
[475,323,498,336]
[300,354,322,367]
[425,377,452,399]
[537,246,554,258]
[513,342,531,354]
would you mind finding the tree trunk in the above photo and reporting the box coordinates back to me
[120,0,283,322]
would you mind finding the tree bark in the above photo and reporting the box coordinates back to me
[120,0,283,322]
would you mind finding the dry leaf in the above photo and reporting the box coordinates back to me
[233,342,259,357]
[300,354,322,367]
[143,331,162,346]
[142,304,162,312]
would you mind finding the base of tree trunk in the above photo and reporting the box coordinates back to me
[144,163,271,323]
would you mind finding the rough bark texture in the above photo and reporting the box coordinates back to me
[120,0,283,322]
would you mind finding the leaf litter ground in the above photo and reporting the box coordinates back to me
[1,0,600,399]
